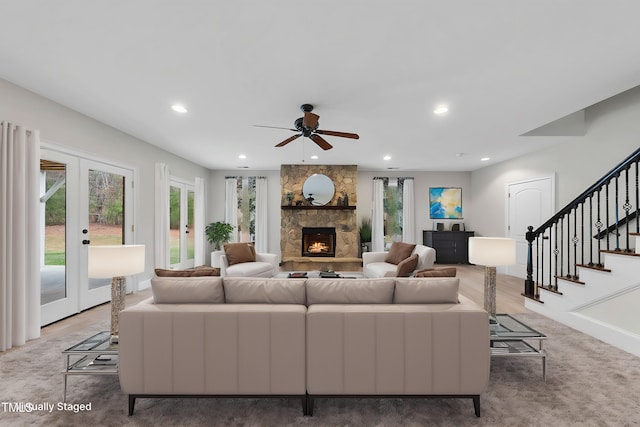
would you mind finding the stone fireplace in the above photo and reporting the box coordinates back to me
[302,227,336,257]
[280,164,359,270]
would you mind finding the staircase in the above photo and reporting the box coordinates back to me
[523,148,640,357]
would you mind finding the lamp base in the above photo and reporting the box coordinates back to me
[483,266,497,319]
[111,276,126,343]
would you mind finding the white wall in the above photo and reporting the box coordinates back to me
[470,85,640,238]
[0,78,210,284]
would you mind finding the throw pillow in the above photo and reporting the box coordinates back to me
[384,242,416,265]
[154,266,220,277]
[154,268,193,277]
[396,253,419,277]
[224,242,256,266]
[415,267,457,277]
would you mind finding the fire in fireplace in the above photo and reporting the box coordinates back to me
[302,227,336,257]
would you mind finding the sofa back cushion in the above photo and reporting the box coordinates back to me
[151,276,225,304]
[393,277,460,304]
[306,278,395,305]
[223,242,256,265]
[223,277,306,304]
[384,242,416,265]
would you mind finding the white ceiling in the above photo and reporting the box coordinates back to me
[1,1,640,171]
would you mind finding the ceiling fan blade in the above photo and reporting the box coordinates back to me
[316,129,360,139]
[275,133,302,147]
[254,124,297,131]
[302,112,319,129]
[309,134,333,150]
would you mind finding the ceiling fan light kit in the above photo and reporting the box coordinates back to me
[257,104,359,151]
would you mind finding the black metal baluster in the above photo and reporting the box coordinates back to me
[573,206,580,279]
[588,194,594,266]
[581,202,585,266]
[596,188,603,267]
[623,168,632,252]
[636,159,639,234]
[605,183,610,251]
[554,220,560,291]
[539,233,544,296]
[566,214,572,279]
[615,174,621,251]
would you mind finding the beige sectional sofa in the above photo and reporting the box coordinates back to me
[119,276,490,417]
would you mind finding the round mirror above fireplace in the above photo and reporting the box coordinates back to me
[302,173,334,206]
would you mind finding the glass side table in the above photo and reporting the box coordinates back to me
[62,331,118,401]
[490,314,547,381]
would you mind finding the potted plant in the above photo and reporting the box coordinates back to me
[285,191,294,206]
[205,221,235,250]
[359,216,372,254]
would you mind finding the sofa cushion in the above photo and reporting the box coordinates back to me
[306,278,395,304]
[225,261,274,278]
[396,254,419,277]
[154,266,220,277]
[393,278,459,304]
[224,242,256,265]
[415,267,457,277]
[384,242,416,265]
[223,277,306,304]
[151,276,225,304]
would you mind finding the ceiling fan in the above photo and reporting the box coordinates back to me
[255,104,359,151]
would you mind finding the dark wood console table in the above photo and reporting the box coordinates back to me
[423,230,474,264]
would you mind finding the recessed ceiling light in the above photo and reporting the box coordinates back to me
[310,155,319,160]
[383,155,391,161]
[481,157,490,162]
[171,104,187,113]
[238,154,247,159]
[434,105,449,115]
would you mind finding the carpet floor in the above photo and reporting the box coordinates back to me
[2,312,640,426]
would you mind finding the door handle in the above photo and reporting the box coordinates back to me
[82,239,91,245]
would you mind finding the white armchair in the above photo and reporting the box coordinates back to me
[362,244,436,278]
[212,250,279,277]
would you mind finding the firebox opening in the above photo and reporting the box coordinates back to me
[302,227,336,257]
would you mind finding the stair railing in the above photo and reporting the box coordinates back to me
[524,147,640,299]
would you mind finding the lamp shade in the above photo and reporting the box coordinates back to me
[88,245,145,278]
[468,237,516,267]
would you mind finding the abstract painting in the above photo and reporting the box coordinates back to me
[429,187,462,219]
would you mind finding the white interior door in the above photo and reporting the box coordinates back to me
[40,149,134,325]
[507,176,554,278]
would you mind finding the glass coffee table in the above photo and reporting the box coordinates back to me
[490,314,547,381]
[62,331,118,401]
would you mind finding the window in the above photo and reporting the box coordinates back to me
[236,177,256,242]
[383,178,404,249]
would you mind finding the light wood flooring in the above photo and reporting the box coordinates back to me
[39,264,530,339]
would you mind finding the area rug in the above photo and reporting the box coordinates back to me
[1,312,639,426]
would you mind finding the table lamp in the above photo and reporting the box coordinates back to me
[468,237,516,319]
[88,244,145,343]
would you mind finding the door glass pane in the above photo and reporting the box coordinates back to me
[41,160,67,305]
[170,186,181,265]
[88,169,125,290]
[187,190,195,262]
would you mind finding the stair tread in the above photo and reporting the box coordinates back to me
[538,285,563,295]
[555,275,585,285]
[601,249,640,257]
[522,293,544,303]
[576,263,611,272]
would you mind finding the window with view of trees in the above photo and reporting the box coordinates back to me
[236,177,256,242]
[383,178,404,249]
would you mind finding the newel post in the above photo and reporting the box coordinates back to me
[524,225,535,297]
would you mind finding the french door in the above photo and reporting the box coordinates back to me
[169,180,195,269]
[40,149,134,326]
